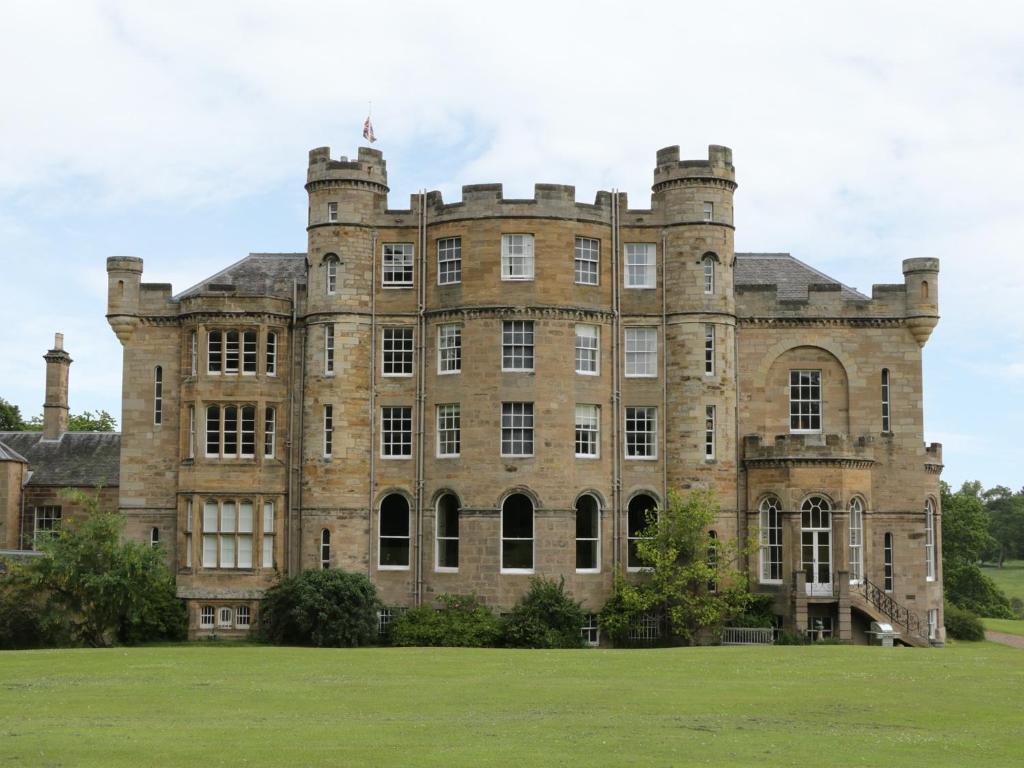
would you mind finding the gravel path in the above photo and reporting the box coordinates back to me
[985,631,1024,648]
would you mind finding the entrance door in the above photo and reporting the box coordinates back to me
[801,496,832,597]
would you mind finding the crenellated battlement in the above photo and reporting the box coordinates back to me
[653,144,736,192]
[743,433,876,467]
[306,145,388,193]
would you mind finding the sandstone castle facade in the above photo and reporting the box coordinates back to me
[97,143,943,644]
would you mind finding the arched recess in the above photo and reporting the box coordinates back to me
[757,345,851,436]
[574,493,601,573]
[500,492,534,572]
[378,492,411,569]
[435,491,461,571]
[626,491,659,571]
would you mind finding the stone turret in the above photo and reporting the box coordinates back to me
[903,258,939,346]
[42,332,72,440]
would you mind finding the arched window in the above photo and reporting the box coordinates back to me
[848,497,864,583]
[379,494,410,569]
[881,369,891,432]
[436,493,460,570]
[575,494,600,572]
[759,496,782,583]
[920,280,929,300]
[150,526,160,548]
[627,493,658,570]
[325,254,340,295]
[801,496,832,594]
[702,255,715,294]
[884,532,894,592]
[153,366,163,425]
[320,529,331,569]
[117,279,124,297]
[925,499,936,581]
[501,493,534,572]
[217,606,233,629]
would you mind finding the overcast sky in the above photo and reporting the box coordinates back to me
[1,1,1022,490]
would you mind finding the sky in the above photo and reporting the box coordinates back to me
[0,0,1022,490]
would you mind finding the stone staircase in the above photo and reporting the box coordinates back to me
[850,577,932,647]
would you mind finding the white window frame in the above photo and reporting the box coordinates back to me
[581,613,600,647]
[207,330,222,374]
[575,494,601,573]
[624,243,656,289]
[264,406,276,459]
[382,327,414,377]
[185,499,193,568]
[242,330,257,375]
[201,499,254,570]
[574,236,599,285]
[703,255,715,294]
[437,323,461,374]
[501,320,534,372]
[575,324,599,376]
[32,505,61,548]
[200,605,215,628]
[759,496,783,584]
[624,406,657,460]
[500,494,534,573]
[378,495,411,570]
[262,501,275,568]
[235,605,251,629]
[225,331,240,374]
[153,366,163,425]
[704,324,715,376]
[320,528,330,569]
[217,606,233,629]
[436,403,461,458]
[323,404,333,458]
[627,495,658,572]
[884,532,894,592]
[327,202,338,222]
[925,498,936,582]
[240,405,256,458]
[501,402,534,457]
[703,201,714,222]
[927,608,938,641]
[789,369,822,433]
[437,236,462,285]
[704,405,715,460]
[381,406,413,459]
[881,368,891,432]
[324,324,335,375]
[500,233,534,281]
[325,256,339,295]
[266,331,277,376]
[848,497,864,584]
[624,327,657,378]
[435,494,460,572]
[382,243,414,287]
[190,331,197,376]
[187,405,195,459]
[574,404,600,459]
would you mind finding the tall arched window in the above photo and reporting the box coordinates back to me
[150,526,160,548]
[884,532,894,592]
[881,369,891,432]
[436,493,460,571]
[925,499,936,581]
[801,496,832,595]
[153,366,163,425]
[501,493,534,572]
[379,494,410,569]
[759,496,782,583]
[848,497,864,583]
[325,254,340,295]
[627,493,658,570]
[320,529,331,569]
[702,255,715,294]
[575,494,600,572]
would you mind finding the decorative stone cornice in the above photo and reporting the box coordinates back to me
[738,317,906,329]
[425,305,615,323]
[652,177,738,193]
[745,457,876,470]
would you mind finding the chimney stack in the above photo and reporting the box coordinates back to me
[42,332,72,440]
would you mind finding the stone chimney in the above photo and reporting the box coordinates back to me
[42,332,72,440]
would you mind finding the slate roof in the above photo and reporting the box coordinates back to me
[174,253,307,300]
[0,441,28,463]
[0,432,120,487]
[735,253,868,301]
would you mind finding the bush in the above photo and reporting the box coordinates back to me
[0,579,67,649]
[503,576,586,649]
[945,562,1014,618]
[730,593,777,628]
[390,594,502,647]
[943,601,985,641]
[258,568,379,647]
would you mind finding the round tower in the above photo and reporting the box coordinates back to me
[652,146,739,518]
[106,256,144,344]
[902,257,940,346]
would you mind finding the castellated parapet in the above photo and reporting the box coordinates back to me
[105,143,945,645]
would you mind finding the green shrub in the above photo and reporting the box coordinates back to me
[945,562,1014,618]
[390,594,502,647]
[258,568,379,647]
[0,578,67,649]
[503,576,586,649]
[730,593,776,628]
[943,601,985,641]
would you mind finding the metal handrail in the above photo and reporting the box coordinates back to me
[855,577,925,637]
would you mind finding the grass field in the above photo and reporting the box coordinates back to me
[981,558,1024,604]
[1,643,1022,767]
[983,618,1024,637]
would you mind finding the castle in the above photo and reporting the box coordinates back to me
[14,143,946,644]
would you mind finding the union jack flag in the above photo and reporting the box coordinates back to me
[363,116,376,143]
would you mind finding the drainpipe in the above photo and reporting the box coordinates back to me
[660,229,668,504]
[611,191,622,572]
[286,279,297,573]
[368,229,378,578]
[415,191,427,606]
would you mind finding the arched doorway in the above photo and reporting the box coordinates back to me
[801,495,832,596]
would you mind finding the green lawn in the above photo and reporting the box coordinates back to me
[1,644,1022,767]
[983,618,1024,637]
[981,559,1024,604]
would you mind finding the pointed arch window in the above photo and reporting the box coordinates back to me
[848,497,864,583]
[702,255,715,294]
[325,254,340,295]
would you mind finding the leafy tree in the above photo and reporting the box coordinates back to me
[390,594,502,647]
[600,489,753,646]
[0,576,68,649]
[23,409,118,432]
[20,489,184,647]
[503,576,587,648]
[0,397,26,430]
[258,568,379,647]
[984,486,1024,566]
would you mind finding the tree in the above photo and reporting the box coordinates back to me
[0,397,26,430]
[984,486,1024,566]
[258,568,380,647]
[600,489,753,646]
[20,489,184,646]
[23,409,118,432]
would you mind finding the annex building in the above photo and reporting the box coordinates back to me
[101,144,944,644]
